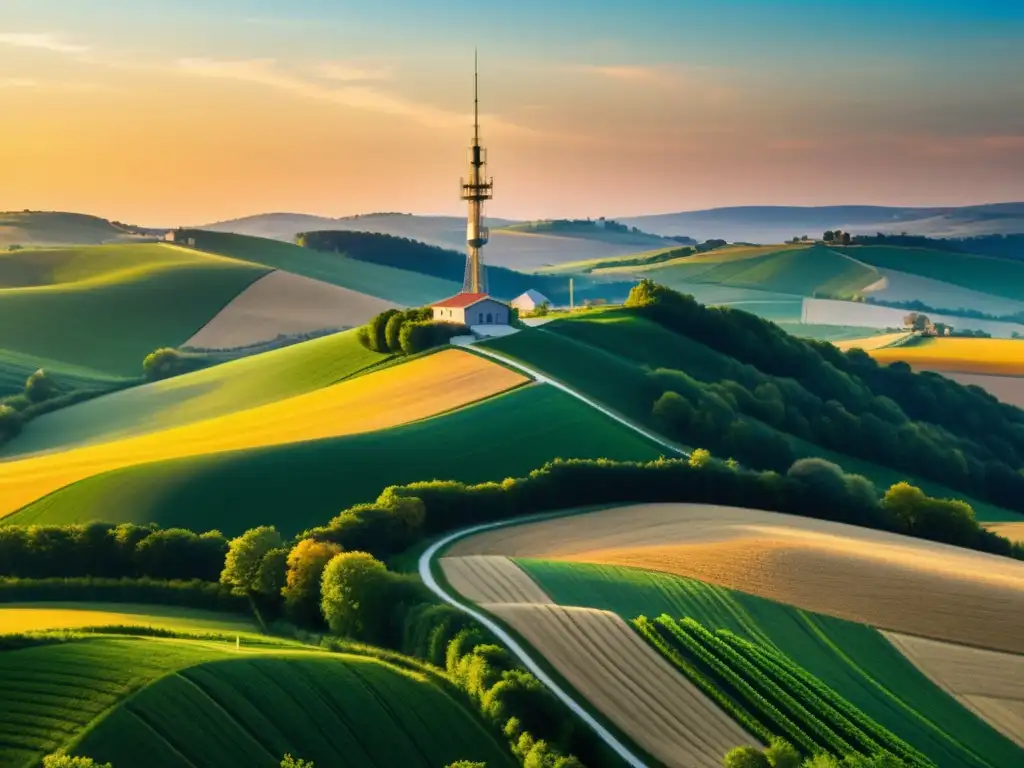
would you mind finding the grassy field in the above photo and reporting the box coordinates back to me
[0,634,511,768]
[777,324,899,343]
[0,603,256,634]
[180,230,459,306]
[833,246,1024,302]
[76,652,514,768]
[0,349,526,518]
[0,212,132,248]
[0,244,269,375]
[3,328,389,456]
[517,559,1024,768]
[7,384,664,535]
[0,348,130,399]
[870,337,1024,375]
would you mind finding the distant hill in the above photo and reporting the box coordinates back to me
[0,211,157,247]
[619,203,1024,244]
[203,212,682,271]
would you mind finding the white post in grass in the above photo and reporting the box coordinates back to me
[569,277,574,311]
[236,635,240,651]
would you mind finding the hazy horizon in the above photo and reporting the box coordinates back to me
[2,0,1022,224]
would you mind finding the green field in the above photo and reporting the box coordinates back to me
[0,244,269,376]
[77,653,513,768]
[775,323,894,342]
[2,328,389,457]
[518,560,1023,768]
[0,634,511,768]
[7,384,663,535]
[834,246,1024,301]
[180,230,460,306]
[0,212,130,248]
[0,348,130,399]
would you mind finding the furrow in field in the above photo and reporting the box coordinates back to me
[883,632,1024,748]
[448,503,1024,655]
[440,556,549,605]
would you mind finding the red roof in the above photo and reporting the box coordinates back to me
[432,292,490,309]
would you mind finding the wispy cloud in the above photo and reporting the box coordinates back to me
[575,64,672,83]
[0,77,37,89]
[0,32,89,54]
[315,62,393,82]
[174,57,534,135]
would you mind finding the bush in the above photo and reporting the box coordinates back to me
[399,320,470,355]
[142,347,207,381]
[42,752,111,768]
[724,746,770,768]
[0,404,22,442]
[25,368,59,403]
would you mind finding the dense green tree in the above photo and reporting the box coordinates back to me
[280,756,314,768]
[254,546,289,598]
[764,738,801,768]
[135,528,227,581]
[25,368,58,403]
[220,526,284,595]
[282,538,343,625]
[320,551,392,640]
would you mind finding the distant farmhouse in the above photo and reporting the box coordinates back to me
[510,289,551,313]
[432,293,510,326]
[164,230,196,247]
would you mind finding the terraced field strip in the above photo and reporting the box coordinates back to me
[0,603,255,634]
[76,654,515,768]
[0,349,527,518]
[440,555,550,605]
[870,337,1024,375]
[883,632,1024,748]
[440,553,758,767]
[489,603,758,768]
[184,270,397,348]
[448,503,1024,654]
[833,332,915,352]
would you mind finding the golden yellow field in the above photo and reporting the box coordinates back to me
[833,331,913,352]
[987,522,1024,544]
[0,602,256,634]
[0,349,527,518]
[884,632,1024,748]
[870,337,1024,375]
[448,503,1024,654]
[441,555,755,768]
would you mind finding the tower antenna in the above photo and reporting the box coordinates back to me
[460,49,492,294]
[474,48,479,144]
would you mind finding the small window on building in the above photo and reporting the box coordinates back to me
[487,313,493,323]
[478,312,483,323]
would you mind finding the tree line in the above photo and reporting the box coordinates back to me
[625,279,1024,517]
[841,232,1024,261]
[357,307,469,356]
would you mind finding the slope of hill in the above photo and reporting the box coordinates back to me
[0,632,512,768]
[1,328,388,457]
[619,203,1024,243]
[0,211,143,248]
[8,384,663,535]
[0,349,526,518]
[0,348,130,398]
[479,309,1024,523]
[176,229,459,306]
[0,244,269,376]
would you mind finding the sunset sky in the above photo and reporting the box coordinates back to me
[1,0,1022,225]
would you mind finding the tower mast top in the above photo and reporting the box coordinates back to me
[473,48,479,144]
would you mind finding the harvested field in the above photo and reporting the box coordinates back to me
[833,331,913,352]
[441,554,758,766]
[884,632,1024,748]
[488,602,758,767]
[448,503,1024,654]
[184,270,397,348]
[0,349,527,518]
[801,298,1024,339]
[440,555,550,605]
[871,337,1024,375]
[937,372,1024,408]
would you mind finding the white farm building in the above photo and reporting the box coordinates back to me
[510,289,551,312]
[432,292,511,326]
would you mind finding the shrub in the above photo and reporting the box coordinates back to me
[399,320,469,355]
[42,752,112,768]
[142,347,207,381]
[0,404,21,442]
[25,368,59,403]
[724,746,770,768]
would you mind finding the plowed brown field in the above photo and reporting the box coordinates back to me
[884,632,1024,748]
[448,504,1024,654]
[441,555,758,767]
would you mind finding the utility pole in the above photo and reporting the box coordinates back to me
[569,278,574,311]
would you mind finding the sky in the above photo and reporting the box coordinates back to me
[0,0,1022,225]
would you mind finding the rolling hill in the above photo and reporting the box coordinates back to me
[0,629,512,768]
[0,212,151,248]
[0,244,269,376]
[442,503,1024,767]
[619,203,1024,243]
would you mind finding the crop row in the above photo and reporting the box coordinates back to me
[636,615,936,767]
[723,632,930,767]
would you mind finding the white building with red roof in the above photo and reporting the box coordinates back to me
[432,292,511,327]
